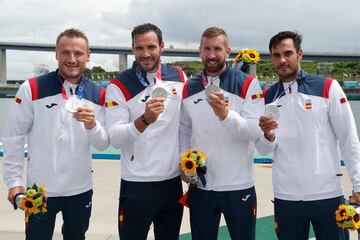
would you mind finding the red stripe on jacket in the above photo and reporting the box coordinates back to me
[99,87,106,106]
[174,66,186,83]
[110,79,132,102]
[28,77,38,100]
[240,75,255,99]
[322,77,333,99]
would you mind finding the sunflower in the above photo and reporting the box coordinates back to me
[180,158,197,175]
[352,213,360,229]
[245,49,260,63]
[336,204,352,221]
[20,198,37,214]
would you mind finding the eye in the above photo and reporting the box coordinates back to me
[284,51,293,57]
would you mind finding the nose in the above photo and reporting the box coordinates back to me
[207,49,216,59]
[280,55,286,63]
[68,53,76,62]
[141,49,151,58]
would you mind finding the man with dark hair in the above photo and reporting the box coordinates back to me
[180,26,277,240]
[105,23,186,240]
[260,30,360,240]
[2,28,109,240]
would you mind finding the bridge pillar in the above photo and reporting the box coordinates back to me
[119,54,127,72]
[0,49,6,84]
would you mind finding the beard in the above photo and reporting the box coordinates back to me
[136,56,160,73]
[203,59,226,76]
[276,63,299,82]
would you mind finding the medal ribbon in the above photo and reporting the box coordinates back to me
[201,65,226,88]
[272,70,304,103]
[136,64,162,87]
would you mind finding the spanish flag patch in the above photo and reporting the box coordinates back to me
[340,97,348,104]
[224,96,229,106]
[105,101,119,107]
[305,99,312,110]
[14,97,22,104]
[171,88,177,95]
[251,93,263,100]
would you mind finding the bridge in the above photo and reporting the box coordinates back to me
[1,41,360,84]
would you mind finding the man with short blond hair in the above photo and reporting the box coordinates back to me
[2,28,109,240]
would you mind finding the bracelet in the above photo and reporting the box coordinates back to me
[141,114,150,126]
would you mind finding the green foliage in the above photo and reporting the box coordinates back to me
[171,61,203,77]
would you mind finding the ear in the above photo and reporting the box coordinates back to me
[55,49,59,60]
[160,42,165,54]
[87,50,91,62]
[226,47,231,58]
[297,49,303,61]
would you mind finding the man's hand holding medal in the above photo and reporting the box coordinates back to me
[65,96,96,130]
[259,105,279,142]
[136,86,168,132]
[206,85,229,120]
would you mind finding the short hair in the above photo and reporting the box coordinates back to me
[131,23,163,46]
[269,31,302,53]
[200,26,229,47]
[56,28,89,49]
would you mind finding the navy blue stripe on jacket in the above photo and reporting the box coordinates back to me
[183,66,253,99]
[264,71,333,104]
[30,70,104,106]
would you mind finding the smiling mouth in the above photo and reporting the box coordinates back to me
[65,64,79,68]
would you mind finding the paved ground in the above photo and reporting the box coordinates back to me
[0,159,357,239]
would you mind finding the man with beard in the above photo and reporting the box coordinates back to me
[260,31,360,240]
[180,26,277,240]
[105,23,186,240]
[2,28,109,240]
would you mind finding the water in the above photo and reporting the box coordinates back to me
[1,98,360,142]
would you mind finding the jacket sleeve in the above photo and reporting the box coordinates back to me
[105,83,141,149]
[2,81,33,189]
[220,77,276,154]
[86,103,109,151]
[328,80,360,192]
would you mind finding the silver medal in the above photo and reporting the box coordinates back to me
[264,105,280,120]
[205,85,221,98]
[65,96,84,113]
[151,87,168,100]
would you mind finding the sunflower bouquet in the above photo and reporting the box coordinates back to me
[179,148,207,208]
[14,184,47,223]
[233,48,260,76]
[233,48,260,65]
[180,148,207,187]
[335,202,360,230]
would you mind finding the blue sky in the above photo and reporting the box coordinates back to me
[1,0,360,79]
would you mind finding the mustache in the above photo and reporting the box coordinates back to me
[278,63,288,68]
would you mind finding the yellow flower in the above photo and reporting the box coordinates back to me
[352,213,360,229]
[234,48,260,64]
[180,158,197,175]
[336,204,352,221]
[247,49,260,63]
[20,198,37,214]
